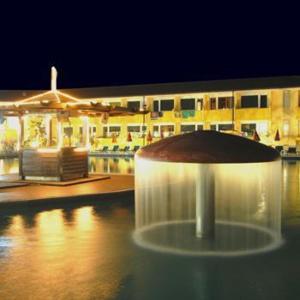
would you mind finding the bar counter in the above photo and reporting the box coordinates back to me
[19,147,89,181]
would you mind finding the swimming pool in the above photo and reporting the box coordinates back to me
[0,160,299,299]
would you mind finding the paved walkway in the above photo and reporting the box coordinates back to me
[0,174,134,206]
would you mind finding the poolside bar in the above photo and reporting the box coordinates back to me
[0,67,146,181]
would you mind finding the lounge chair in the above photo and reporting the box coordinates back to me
[102,146,109,152]
[275,146,283,153]
[122,146,130,152]
[111,145,120,152]
[133,145,140,152]
[287,147,296,154]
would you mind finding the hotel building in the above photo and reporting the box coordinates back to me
[1,75,300,153]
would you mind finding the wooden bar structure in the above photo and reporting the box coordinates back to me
[0,67,148,182]
[19,147,88,181]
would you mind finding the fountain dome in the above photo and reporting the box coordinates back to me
[136,130,280,163]
[134,131,282,256]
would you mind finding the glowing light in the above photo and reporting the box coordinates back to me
[41,99,50,105]
[37,148,59,153]
[74,206,94,231]
[30,141,39,148]
[6,117,19,130]
[283,122,289,137]
[74,147,88,152]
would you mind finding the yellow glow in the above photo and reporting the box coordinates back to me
[74,206,94,231]
[74,147,88,152]
[37,148,59,153]
[30,141,39,148]
[19,91,52,104]
[56,90,82,102]
[283,122,289,137]
[40,99,50,105]
[6,117,19,130]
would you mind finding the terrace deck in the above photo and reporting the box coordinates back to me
[0,174,134,206]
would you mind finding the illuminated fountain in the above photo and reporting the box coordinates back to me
[133,130,282,256]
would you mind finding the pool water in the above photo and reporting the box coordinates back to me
[0,160,300,300]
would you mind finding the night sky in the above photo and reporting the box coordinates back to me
[0,3,299,90]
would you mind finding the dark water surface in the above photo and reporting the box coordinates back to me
[0,160,300,300]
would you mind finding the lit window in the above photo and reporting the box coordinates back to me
[181,124,196,133]
[161,125,175,137]
[283,121,289,137]
[210,98,217,110]
[160,99,174,111]
[218,97,233,109]
[241,123,256,137]
[218,124,233,131]
[127,101,140,111]
[257,122,268,135]
[181,98,195,110]
[241,95,259,108]
[103,125,121,137]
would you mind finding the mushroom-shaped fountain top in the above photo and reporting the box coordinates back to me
[136,130,280,163]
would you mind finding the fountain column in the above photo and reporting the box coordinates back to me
[196,164,215,238]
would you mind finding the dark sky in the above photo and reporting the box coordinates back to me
[0,2,299,90]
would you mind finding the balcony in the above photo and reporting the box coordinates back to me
[235,107,271,120]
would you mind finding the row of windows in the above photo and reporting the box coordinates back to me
[64,122,268,138]
[107,92,300,111]
[100,123,253,136]
[150,95,268,112]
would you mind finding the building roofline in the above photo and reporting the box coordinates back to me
[1,75,300,101]
[61,75,300,98]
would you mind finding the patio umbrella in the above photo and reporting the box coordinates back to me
[147,131,153,143]
[253,130,260,142]
[127,132,132,142]
[274,129,280,141]
[112,133,117,143]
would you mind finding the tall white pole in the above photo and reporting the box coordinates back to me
[51,66,57,92]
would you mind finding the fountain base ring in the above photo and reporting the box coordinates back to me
[133,220,283,257]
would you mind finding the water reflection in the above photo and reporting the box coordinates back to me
[0,158,19,175]
[0,200,134,300]
[89,157,134,174]
[282,161,300,224]
[0,157,134,176]
[0,162,300,299]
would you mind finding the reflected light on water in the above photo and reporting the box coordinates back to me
[0,159,19,175]
[0,161,300,299]
[74,206,95,232]
[0,203,133,300]
[37,209,66,248]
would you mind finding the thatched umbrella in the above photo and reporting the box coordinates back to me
[112,133,117,143]
[147,131,153,143]
[127,132,132,142]
[274,129,280,141]
[253,130,260,142]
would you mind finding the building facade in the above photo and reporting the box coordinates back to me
[1,76,300,153]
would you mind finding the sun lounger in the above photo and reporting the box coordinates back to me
[133,145,140,152]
